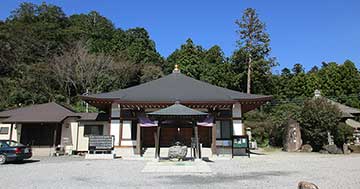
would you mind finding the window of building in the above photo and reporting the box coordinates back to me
[84,125,103,136]
[216,120,232,139]
[0,127,9,135]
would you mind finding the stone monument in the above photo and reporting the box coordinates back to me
[283,119,302,152]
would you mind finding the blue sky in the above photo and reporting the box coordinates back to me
[1,0,360,72]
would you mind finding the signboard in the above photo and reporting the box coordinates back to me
[216,140,232,147]
[233,137,248,148]
[88,135,114,151]
[232,135,250,158]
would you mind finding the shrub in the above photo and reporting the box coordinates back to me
[334,122,354,146]
[244,110,273,147]
[268,103,302,146]
[244,103,301,147]
[299,98,342,151]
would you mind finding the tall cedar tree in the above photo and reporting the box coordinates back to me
[235,8,270,93]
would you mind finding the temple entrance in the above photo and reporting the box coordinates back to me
[141,125,211,147]
[20,123,61,147]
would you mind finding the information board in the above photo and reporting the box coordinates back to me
[232,135,250,158]
[233,137,248,148]
[88,135,114,151]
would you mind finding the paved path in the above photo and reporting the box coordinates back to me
[0,152,360,188]
[142,160,211,173]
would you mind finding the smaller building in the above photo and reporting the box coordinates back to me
[315,89,360,144]
[0,102,109,156]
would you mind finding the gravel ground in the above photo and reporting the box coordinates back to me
[1,152,360,189]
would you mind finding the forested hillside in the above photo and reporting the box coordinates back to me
[1,2,360,112]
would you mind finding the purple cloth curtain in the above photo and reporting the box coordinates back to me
[197,115,214,127]
[138,115,158,127]
[138,115,213,127]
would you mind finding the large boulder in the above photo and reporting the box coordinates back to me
[319,149,329,154]
[348,145,360,153]
[283,119,302,152]
[322,144,343,154]
[300,144,313,152]
[168,145,187,160]
[298,181,319,189]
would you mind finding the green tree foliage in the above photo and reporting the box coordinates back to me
[166,38,205,78]
[204,45,225,64]
[268,103,302,146]
[273,60,360,108]
[0,2,164,110]
[244,103,302,147]
[166,39,239,89]
[122,28,163,65]
[231,48,275,94]
[0,3,360,153]
[140,64,164,83]
[67,11,115,52]
[320,60,360,99]
[300,98,342,151]
[234,8,272,94]
[333,123,354,146]
[244,110,273,147]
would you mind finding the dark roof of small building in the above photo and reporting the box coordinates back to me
[328,99,360,118]
[148,103,208,117]
[314,95,360,118]
[83,72,271,102]
[76,112,109,121]
[0,102,78,123]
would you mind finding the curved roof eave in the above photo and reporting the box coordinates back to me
[80,72,273,104]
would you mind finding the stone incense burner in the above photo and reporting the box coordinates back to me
[168,141,187,161]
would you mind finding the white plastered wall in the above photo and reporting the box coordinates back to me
[120,120,136,146]
[76,121,110,151]
[110,103,121,146]
[232,102,244,135]
[60,117,78,154]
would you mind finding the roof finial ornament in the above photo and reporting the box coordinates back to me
[173,64,180,73]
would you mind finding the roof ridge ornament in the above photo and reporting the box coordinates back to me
[173,64,180,73]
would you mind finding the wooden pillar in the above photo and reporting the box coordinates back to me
[53,124,57,148]
[154,128,158,159]
[9,124,13,141]
[211,123,217,154]
[194,122,200,159]
[157,125,161,158]
[136,123,141,155]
